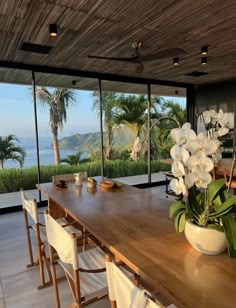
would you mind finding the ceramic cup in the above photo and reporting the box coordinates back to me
[58,180,68,188]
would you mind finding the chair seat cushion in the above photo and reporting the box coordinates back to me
[59,247,107,301]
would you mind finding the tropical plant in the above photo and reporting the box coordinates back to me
[35,87,77,165]
[114,94,162,160]
[92,92,118,160]
[168,115,236,257]
[60,151,83,165]
[0,135,26,169]
[162,100,186,127]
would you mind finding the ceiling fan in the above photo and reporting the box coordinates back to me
[88,41,185,73]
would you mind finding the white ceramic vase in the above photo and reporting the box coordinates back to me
[185,220,227,255]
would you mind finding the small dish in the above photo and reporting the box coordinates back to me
[87,181,97,188]
[101,180,115,189]
[56,184,68,189]
[114,182,123,188]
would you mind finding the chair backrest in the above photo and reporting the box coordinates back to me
[105,255,164,308]
[21,189,38,223]
[52,172,88,184]
[44,212,79,270]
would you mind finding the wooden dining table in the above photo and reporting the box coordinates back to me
[37,177,236,308]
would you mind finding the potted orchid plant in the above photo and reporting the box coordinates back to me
[169,109,236,257]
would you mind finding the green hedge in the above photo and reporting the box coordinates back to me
[0,160,170,193]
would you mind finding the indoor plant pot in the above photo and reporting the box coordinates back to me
[168,119,236,257]
[184,220,227,255]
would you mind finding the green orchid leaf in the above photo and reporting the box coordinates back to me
[178,212,186,233]
[222,188,229,201]
[207,178,225,203]
[209,196,236,217]
[213,194,223,210]
[169,202,185,219]
[221,215,236,257]
[175,211,185,233]
[187,188,201,219]
[207,224,224,232]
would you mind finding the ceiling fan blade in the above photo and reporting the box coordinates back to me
[88,55,135,62]
[140,48,185,61]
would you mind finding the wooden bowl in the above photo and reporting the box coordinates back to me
[101,180,115,189]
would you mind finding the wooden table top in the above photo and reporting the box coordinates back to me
[37,178,236,308]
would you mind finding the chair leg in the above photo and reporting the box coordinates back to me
[36,224,46,289]
[37,243,53,289]
[42,244,53,284]
[23,209,35,267]
[49,244,61,308]
[82,227,86,252]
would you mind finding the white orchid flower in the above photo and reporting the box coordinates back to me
[186,132,218,156]
[170,123,196,145]
[202,110,211,125]
[170,177,187,195]
[170,144,189,163]
[185,171,212,189]
[218,126,229,137]
[226,112,234,129]
[185,173,195,188]
[186,152,214,173]
[192,171,212,189]
[171,161,185,177]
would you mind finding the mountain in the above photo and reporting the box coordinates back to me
[58,126,134,152]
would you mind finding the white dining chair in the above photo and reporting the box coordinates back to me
[105,254,177,308]
[21,188,52,289]
[21,189,83,289]
[44,211,108,308]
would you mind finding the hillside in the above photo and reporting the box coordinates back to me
[58,126,135,153]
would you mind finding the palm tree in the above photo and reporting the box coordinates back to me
[60,151,82,165]
[150,100,186,159]
[162,100,186,126]
[92,92,118,160]
[35,87,77,165]
[114,94,162,160]
[0,135,26,169]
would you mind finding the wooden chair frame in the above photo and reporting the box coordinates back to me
[21,189,52,289]
[45,211,107,308]
[105,254,174,308]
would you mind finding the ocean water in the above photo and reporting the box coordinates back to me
[4,136,79,169]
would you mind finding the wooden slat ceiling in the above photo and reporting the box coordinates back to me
[0,0,236,93]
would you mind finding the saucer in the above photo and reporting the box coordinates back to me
[56,184,68,189]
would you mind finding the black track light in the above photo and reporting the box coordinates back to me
[201,57,207,65]
[201,46,208,55]
[173,57,179,65]
[49,24,58,37]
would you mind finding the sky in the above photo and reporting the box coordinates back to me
[0,83,186,139]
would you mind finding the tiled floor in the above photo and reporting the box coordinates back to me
[0,210,110,308]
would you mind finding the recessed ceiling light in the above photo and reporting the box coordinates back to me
[201,46,208,55]
[49,24,58,37]
[173,57,179,65]
[201,57,207,65]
